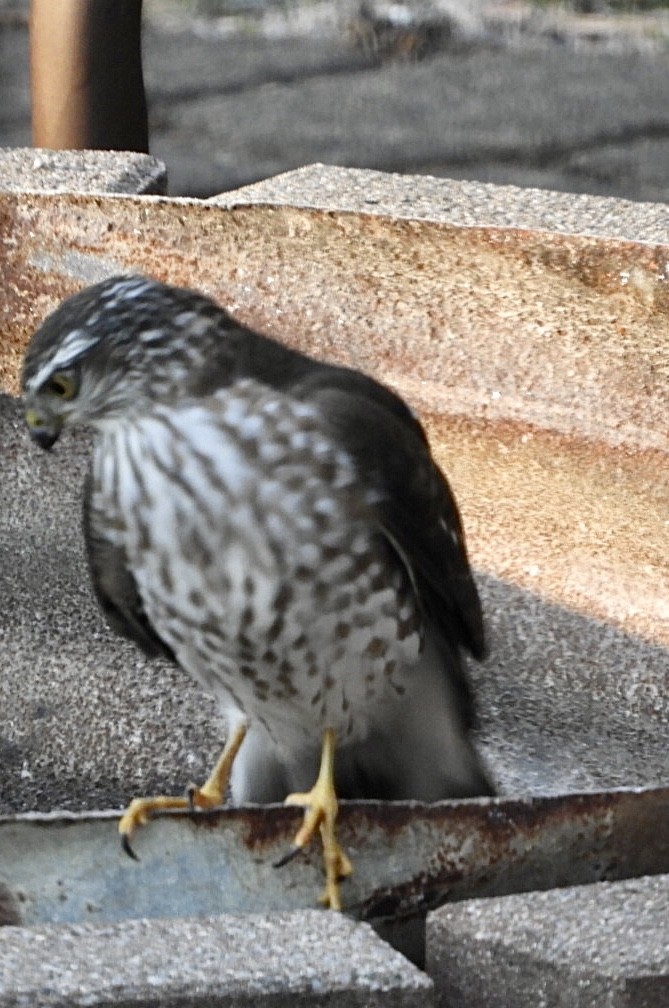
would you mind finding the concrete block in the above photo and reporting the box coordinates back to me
[0,909,433,1007]
[215,162,669,244]
[427,873,669,1007]
[3,174,669,812]
[0,147,167,194]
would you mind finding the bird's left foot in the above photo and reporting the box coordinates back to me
[119,721,248,857]
[279,728,353,910]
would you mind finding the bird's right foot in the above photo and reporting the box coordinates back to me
[119,720,248,857]
[280,727,352,910]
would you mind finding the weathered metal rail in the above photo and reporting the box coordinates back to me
[2,786,667,929]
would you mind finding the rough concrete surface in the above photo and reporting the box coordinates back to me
[0,392,225,814]
[1,1,669,200]
[0,147,167,194]
[427,872,669,1007]
[0,910,433,1006]
[2,167,669,814]
[214,161,669,242]
[2,174,669,813]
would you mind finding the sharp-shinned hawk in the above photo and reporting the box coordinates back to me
[22,275,493,909]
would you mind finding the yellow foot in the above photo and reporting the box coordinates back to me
[281,728,353,911]
[118,720,248,858]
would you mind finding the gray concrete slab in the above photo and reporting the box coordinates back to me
[0,147,167,194]
[0,909,433,1006]
[427,873,669,1007]
[213,161,669,242]
[2,171,669,814]
[0,389,224,814]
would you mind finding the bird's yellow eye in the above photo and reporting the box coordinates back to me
[46,371,76,400]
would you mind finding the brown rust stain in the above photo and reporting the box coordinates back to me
[155,804,303,855]
[232,805,302,854]
[157,788,669,861]
[355,788,669,919]
[0,883,22,927]
[115,789,669,921]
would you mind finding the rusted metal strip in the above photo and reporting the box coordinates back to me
[1,787,667,928]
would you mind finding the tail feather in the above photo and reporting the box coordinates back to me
[336,632,493,801]
[230,630,493,804]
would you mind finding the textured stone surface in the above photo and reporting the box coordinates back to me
[2,170,669,812]
[0,392,223,815]
[0,910,433,1007]
[427,873,669,1007]
[213,161,669,244]
[0,147,167,194]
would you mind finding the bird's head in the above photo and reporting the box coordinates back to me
[21,274,227,449]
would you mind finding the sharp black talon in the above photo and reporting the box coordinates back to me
[274,845,303,869]
[121,834,140,861]
[186,784,197,811]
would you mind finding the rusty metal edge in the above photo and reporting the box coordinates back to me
[2,787,668,926]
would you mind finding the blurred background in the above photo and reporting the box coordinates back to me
[2,0,669,200]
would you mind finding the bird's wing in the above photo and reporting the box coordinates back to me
[82,469,176,661]
[291,370,485,664]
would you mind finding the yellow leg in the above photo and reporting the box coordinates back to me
[119,721,248,857]
[283,728,353,910]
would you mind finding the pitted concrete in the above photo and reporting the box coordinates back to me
[0,910,433,1007]
[0,392,224,815]
[211,161,669,243]
[427,873,669,1007]
[2,168,669,812]
[0,147,167,194]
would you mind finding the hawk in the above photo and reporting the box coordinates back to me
[22,275,493,909]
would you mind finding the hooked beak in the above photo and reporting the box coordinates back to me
[24,408,62,451]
